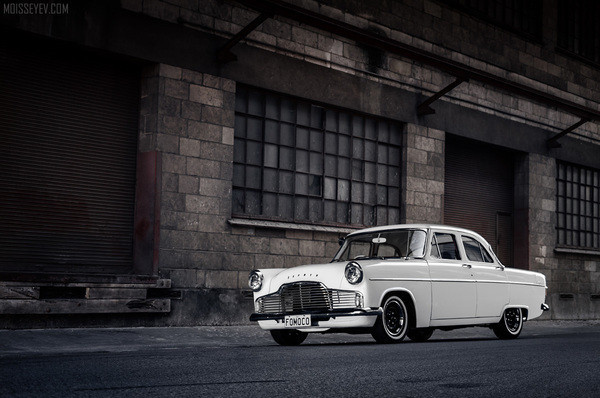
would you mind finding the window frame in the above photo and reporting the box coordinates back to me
[429,232,462,261]
[442,0,543,43]
[556,161,600,250]
[557,0,600,66]
[461,235,494,263]
[232,85,403,228]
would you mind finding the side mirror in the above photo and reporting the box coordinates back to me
[338,237,345,246]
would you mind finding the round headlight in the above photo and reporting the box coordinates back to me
[345,261,363,284]
[248,270,263,291]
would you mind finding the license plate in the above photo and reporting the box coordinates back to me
[284,314,311,328]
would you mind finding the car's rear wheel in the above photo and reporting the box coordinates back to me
[493,307,523,339]
[407,327,434,342]
[270,329,308,346]
[371,295,409,343]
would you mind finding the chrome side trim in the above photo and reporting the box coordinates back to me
[369,277,434,282]
[369,277,545,288]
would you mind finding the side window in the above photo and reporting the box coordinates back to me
[462,236,494,263]
[430,233,460,260]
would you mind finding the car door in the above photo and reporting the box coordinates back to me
[460,234,509,318]
[428,230,477,320]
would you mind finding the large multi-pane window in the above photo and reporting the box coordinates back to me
[442,0,542,40]
[233,86,402,227]
[557,0,600,64]
[556,162,600,249]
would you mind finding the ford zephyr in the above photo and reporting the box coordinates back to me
[249,224,549,345]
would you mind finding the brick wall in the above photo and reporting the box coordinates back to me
[123,0,600,322]
[403,124,445,224]
[138,63,344,323]
[122,0,600,143]
[2,0,598,326]
[527,153,600,319]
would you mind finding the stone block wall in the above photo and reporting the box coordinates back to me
[139,64,241,324]
[122,0,600,142]
[527,153,600,319]
[526,153,557,319]
[140,63,237,285]
[124,1,600,322]
[403,124,445,224]
[139,63,344,324]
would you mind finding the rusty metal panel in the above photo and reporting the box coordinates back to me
[0,34,140,275]
[133,151,162,276]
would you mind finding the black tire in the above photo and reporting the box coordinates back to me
[407,327,434,342]
[270,330,308,346]
[371,295,410,343]
[493,308,523,339]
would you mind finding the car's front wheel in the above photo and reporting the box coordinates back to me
[371,295,410,343]
[270,329,308,346]
[493,307,523,339]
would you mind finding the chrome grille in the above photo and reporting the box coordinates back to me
[257,282,359,314]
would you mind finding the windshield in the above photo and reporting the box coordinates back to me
[333,229,427,261]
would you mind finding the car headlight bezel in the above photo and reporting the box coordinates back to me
[345,261,363,284]
[248,270,263,291]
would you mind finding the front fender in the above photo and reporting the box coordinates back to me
[370,285,432,329]
[251,268,285,299]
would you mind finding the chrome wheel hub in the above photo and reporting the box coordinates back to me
[384,299,405,337]
[505,308,522,333]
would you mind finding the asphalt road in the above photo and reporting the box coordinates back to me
[1,322,599,397]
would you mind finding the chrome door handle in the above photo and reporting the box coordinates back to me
[462,264,472,269]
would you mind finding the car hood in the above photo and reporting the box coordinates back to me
[262,258,426,294]
[266,262,347,293]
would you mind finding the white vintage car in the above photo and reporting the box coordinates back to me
[249,224,549,345]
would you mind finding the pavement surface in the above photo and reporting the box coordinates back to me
[0,320,599,397]
[0,320,599,355]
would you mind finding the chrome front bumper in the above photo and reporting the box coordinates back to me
[250,308,381,323]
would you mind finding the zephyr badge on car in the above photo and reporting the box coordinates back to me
[249,224,549,345]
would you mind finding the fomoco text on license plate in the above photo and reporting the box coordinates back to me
[284,314,311,328]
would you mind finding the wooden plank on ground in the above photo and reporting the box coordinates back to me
[0,299,171,314]
[85,288,147,299]
[0,281,169,289]
[0,272,159,285]
[0,287,40,299]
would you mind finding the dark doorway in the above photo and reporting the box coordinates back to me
[444,135,515,266]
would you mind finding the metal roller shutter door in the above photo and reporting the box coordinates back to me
[444,135,514,265]
[0,35,140,275]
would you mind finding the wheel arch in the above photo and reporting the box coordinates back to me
[502,304,529,321]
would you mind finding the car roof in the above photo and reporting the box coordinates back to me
[346,224,488,242]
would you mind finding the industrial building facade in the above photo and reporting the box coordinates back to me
[0,0,599,327]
